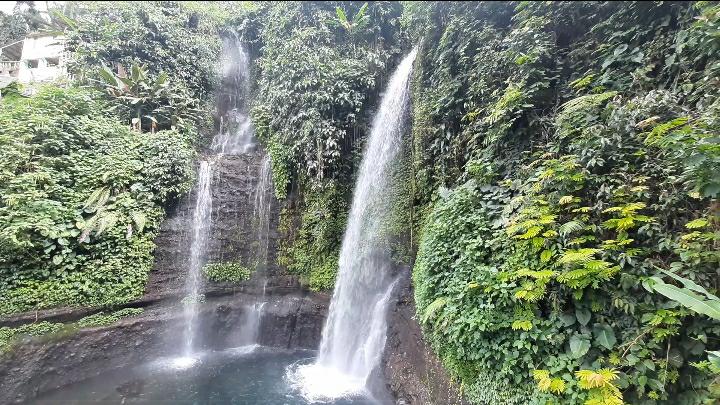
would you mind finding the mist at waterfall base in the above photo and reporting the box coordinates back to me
[288,49,417,402]
[36,348,376,404]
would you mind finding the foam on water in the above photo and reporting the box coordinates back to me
[285,363,368,402]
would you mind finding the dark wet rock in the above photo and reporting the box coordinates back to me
[116,379,145,398]
[146,152,282,302]
[383,271,469,405]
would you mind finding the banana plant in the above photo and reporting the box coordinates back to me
[98,63,199,132]
[644,266,720,386]
[644,267,720,320]
[333,3,370,36]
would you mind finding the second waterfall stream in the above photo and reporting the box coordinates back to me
[179,35,266,365]
[289,49,417,401]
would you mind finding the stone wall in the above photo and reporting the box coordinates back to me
[145,151,281,301]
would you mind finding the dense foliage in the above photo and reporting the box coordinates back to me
[0,1,43,47]
[0,87,194,315]
[203,262,252,283]
[409,2,720,404]
[59,1,248,134]
[2,2,719,404]
[62,1,228,101]
[246,1,405,289]
[0,1,234,318]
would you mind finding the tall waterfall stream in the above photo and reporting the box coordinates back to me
[180,36,266,363]
[288,49,417,402]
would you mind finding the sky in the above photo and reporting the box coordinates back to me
[0,2,16,13]
[0,1,63,14]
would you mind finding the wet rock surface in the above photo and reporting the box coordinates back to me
[384,271,469,405]
[147,152,282,302]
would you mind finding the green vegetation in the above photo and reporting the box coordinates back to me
[0,1,228,317]
[203,262,252,283]
[62,1,231,101]
[74,307,144,328]
[0,308,143,352]
[0,1,46,47]
[0,87,194,315]
[59,1,248,135]
[247,1,405,289]
[408,2,720,404]
[276,186,349,291]
[1,2,719,403]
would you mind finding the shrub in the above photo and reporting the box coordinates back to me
[203,262,252,283]
[0,86,195,315]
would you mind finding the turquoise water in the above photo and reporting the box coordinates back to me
[34,347,380,404]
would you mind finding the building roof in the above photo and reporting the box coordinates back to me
[0,40,23,61]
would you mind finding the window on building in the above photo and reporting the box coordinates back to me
[46,57,60,67]
[26,59,39,68]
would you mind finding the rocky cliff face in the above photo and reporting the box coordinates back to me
[146,151,281,301]
[384,271,469,405]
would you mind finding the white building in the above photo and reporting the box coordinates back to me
[0,40,23,87]
[0,33,66,87]
[17,33,66,83]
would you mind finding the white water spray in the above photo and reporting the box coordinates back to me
[235,157,273,347]
[211,35,255,155]
[289,49,417,401]
[253,155,272,273]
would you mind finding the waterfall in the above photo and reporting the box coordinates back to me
[253,156,272,274]
[235,156,273,347]
[211,35,255,155]
[179,36,260,361]
[289,49,417,400]
[182,160,214,358]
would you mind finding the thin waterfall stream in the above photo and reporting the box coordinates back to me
[181,160,214,360]
[179,35,267,362]
[236,156,273,346]
[289,49,417,401]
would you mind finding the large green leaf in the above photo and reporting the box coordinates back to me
[335,7,348,24]
[593,324,617,350]
[651,279,720,320]
[98,66,120,88]
[708,351,720,369]
[575,308,591,326]
[657,268,720,301]
[569,335,591,358]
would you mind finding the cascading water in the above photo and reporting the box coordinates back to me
[289,49,417,400]
[211,34,255,155]
[253,156,273,274]
[179,36,261,362]
[235,156,273,346]
[181,160,214,361]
